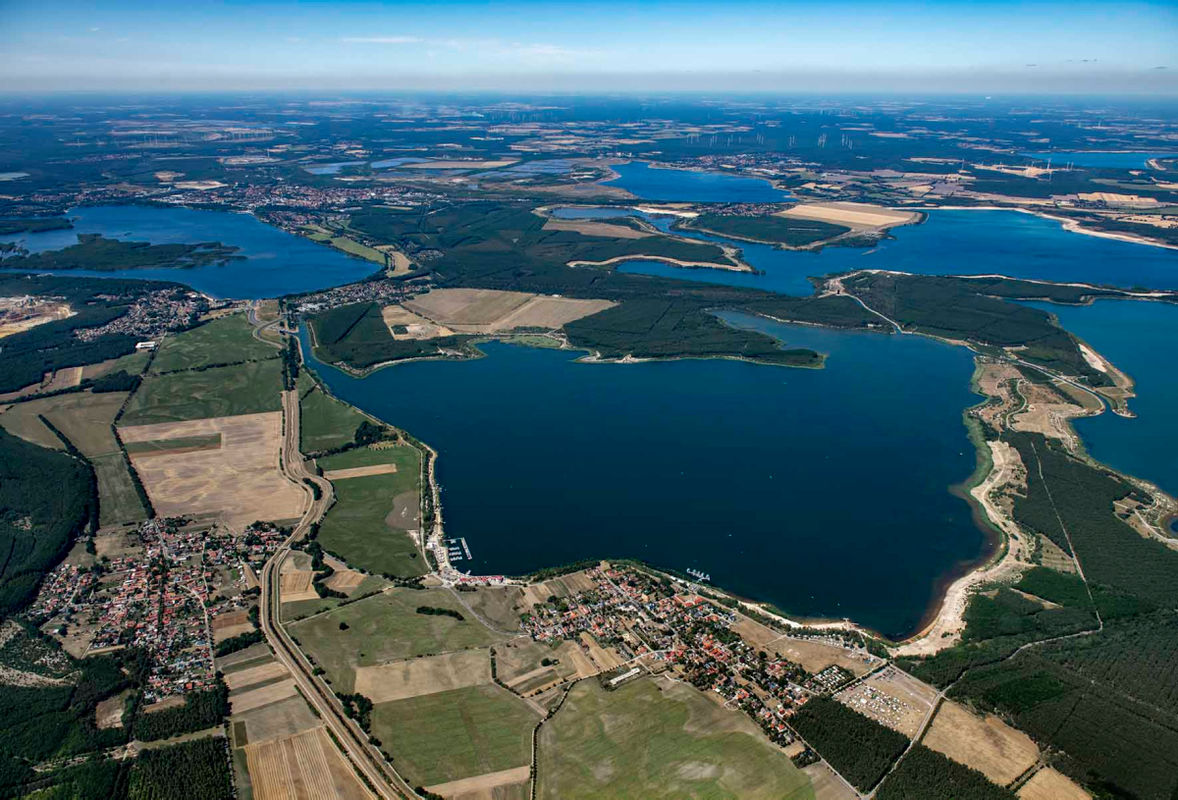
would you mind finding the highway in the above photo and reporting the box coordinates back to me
[257,382,420,799]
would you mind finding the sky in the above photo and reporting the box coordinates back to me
[1,0,1176,93]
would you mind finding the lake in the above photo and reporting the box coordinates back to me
[1025,299,1178,497]
[1020,151,1178,169]
[0,205,377,299]
[605,161,791,203]
[301,315,986,638]
[554,206,1178,293]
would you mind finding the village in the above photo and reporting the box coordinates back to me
[27,517,286,707]
[519,563,883,760]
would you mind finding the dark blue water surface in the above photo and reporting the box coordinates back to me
[605,161,791,203]
[1025,299,1178,496]
[301,316,985,638]
[557,207,1178,293]
[1020,151,1178,169]
[0,205,377,298]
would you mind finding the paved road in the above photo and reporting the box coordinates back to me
[258,386,419,799]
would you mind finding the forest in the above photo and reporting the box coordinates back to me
[788,696,908,792]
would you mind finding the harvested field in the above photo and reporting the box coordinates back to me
[495,640,576,685]
[578,631,624,672]
[520,570,596,607]
[370,684,540,787]
[244,726,372,800]
[353,649,491,703]
[558,571,598,595]
[231,678,298,714]
[402,288,613,334]
[380,304,454,340]
[323,569,366,594]
[225,661,289,692]
[0,389,147,525]
[836,666,936,737]
[1018,767,1091,800]
[802,762,857,800]
[121,411,304,528]
[212,610,254,643]
[924,700,1039,786]
[234,694,320,744]
[541,217,650,239]
[288,588,507,691]
[426,765,531,799]
[280,568,320,603]
[218,642,271,670]
[323,463,399,480]
[762,633,879,677]
[777,202,920,231]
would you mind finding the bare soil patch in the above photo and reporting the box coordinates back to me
[924,700,1039,786]
[95,690,129,729]
[323,463,398,480]
[777,202,920,231]
[403,288,613,334]
[120,411,304,528]
[541,217,650,239]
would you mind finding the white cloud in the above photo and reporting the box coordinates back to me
[341,36,422,44]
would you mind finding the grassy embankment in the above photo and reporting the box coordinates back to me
[313,444,426,578]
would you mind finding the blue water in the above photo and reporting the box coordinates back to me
[1020,151,1178,169]
[605,161,791,203]
[561,207,1178,293]
[303,161,365,175]
[1025,299,1178,496]
[300,316,984,638]
[0,205,377,299]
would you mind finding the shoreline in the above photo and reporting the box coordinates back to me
[907,203,1178,252]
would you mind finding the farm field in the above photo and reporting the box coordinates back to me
[369,683,540,788]
[0,389,147,525]
[353,648,491,702]
[150,313,278,373]
[684,213,850,246]
[120,411,303,527]
[401,287,615,334]
[243,726,372,800]
[537,677,813,800]
[121,359,283,425]
[299,380,371,452]
[315,443,424,577]
[287,587,508,689]
[923,700,1040,786]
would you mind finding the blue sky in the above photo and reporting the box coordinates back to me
[1,0,1175,92]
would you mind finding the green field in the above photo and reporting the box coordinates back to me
[315,444,425,577]
[299,382,371,452]
[281,574,386,621]
[537,677,813,800]
[370,683,539,787]
[287,588,506,689]
[120,360,283,426]
[150,314,278,374]
[0,390,147,525]
[685,213,850,247]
